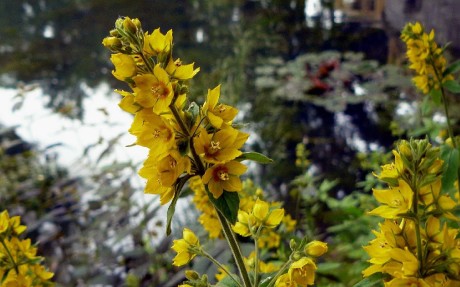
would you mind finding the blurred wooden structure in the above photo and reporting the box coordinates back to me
[334,0,385,23]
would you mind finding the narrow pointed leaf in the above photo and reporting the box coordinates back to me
[352,273,385,287]
[236,152,273,164]
[444,59,460,76]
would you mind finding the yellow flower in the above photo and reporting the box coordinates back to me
[257,229,280,249]
[275,273,297,287]
[202,85,238,128]
[194,127,248,164]
[305,240,328,257]
[232,210,253,237]
[129,109,176,156]
[252,198,284,228]
[282,214,297,232]
[115,90,141,114]
[171,228,200,266]
[165,58,200,80]
[139,151,191,204]
[389,247,419,277]
[198,213,221,239]
[385,277,430,287]
[0,210,10,234]
[110,53,137,81]
[143,28,173,56]
[202,161,247,198]
[368,179,413,219]
[132,64,174,114]
[288,257,317,286]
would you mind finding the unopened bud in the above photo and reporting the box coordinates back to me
[290,239,297,250]
[132,18,142,30]
[185,270,199,280]
[123,17,138,34]
[304,240,328,257]
[102,37,122,49]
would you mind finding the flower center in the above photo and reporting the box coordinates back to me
[217,170,229,181]
[153,129,161,138]
[210,140,221,152]
[169,159,177,169]
[391,199,402,207]
[151,83,169,99]
[217,104,226,113]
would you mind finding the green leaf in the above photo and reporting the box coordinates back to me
[236,152,273,164]
[166,175,192,235]
[429,88,442,105]
[352,273,385,287]
[440,144,459,194]
[205,186,240,224]
[443,80,460,94]
[444,59,460,76]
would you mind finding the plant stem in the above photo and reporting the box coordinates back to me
[253,226,263,287]
[216,210,252,287]
[410,177,424,275]
[202,250,243,287]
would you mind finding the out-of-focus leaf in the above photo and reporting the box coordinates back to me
[429,88,442,105]
[352,273,385,287]
[444,59,460,76]
[444,80,460,93]
[166,175,192,235]
[440,144,459,194]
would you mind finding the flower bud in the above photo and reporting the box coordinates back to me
[290,239,297,250]
[185,270,200,280]
[102,37,122,49]
[305,240,328,257]
[123,17,138,34]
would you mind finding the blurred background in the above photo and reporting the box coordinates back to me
[1,0,460,286]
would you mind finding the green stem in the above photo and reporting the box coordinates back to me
[265,260,292,287]
[216,210,252,287]
[0,237,19,274]
[253,226,263,287]
[202,250,243,287]
[410,177,424,275]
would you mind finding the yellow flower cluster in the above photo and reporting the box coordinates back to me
[191,177,297,246]
[401,22,453,94]
[0,210,54,287]
[275,241,328,287]
[102,17,249,204]
[364,139,460,286]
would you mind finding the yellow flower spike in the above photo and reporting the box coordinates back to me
[202,161,247,198]
[197,213,221,238]
[194,127,247,164]
[132,64,174,113]
[115,90,141,114]
[368,179,413,219]
[171,228,200,266]
[275,273,297,287]
[165,58,200,80]
[143,28,173,56]
[288,257,317,286]
[110,53,137,81]
[305,240,328,257]
[202,85,238,128]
